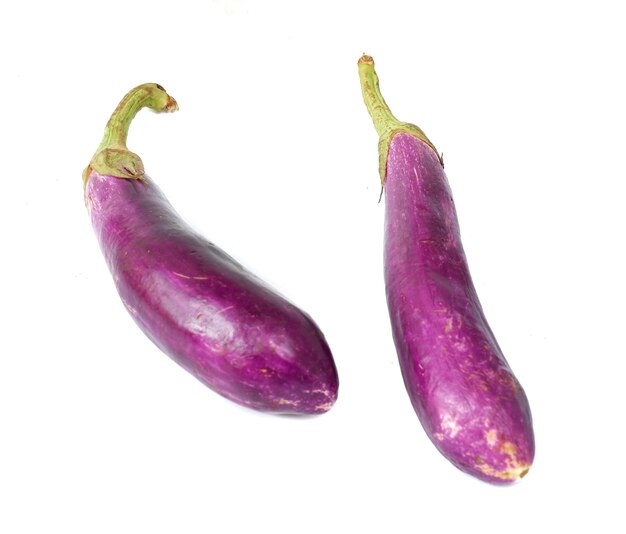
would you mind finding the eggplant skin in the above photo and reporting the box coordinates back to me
[384,133,534,482]
[86,170,338,414]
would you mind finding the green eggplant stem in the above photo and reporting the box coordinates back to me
[358,54,442,185]
[83,83,178,187]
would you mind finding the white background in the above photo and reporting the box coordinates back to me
[1,1,624,532]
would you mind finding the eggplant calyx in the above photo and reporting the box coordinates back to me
[357,54,443,186]
[84,83,178,187]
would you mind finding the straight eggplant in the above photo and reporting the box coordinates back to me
[358,55,534,483]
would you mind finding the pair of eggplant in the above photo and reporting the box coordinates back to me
[84,57,534,484]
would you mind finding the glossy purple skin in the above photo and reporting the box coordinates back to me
[86,171,338,414]
[384,133,534,483]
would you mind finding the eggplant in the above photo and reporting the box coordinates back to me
[84,83,338,414]
[358,56,534,483]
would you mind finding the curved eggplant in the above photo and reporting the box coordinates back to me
[84,83,338,414]
[358,56,534,483]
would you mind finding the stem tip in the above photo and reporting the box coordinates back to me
[358,54,374,66]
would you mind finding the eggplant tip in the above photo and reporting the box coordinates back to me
[518,466,530,479]
[475,462,532,483]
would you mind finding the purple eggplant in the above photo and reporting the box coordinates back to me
[358,56,534,483]
[84,83,338,414]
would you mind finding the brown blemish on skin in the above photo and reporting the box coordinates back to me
[476,462,531,481]
[485,368,496,380]
[498,370,519,392]
[486,429,498,446]
[478,435,529,480]
[476,435,530,481]
[499,441,517,457]
[467,372,490,392]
